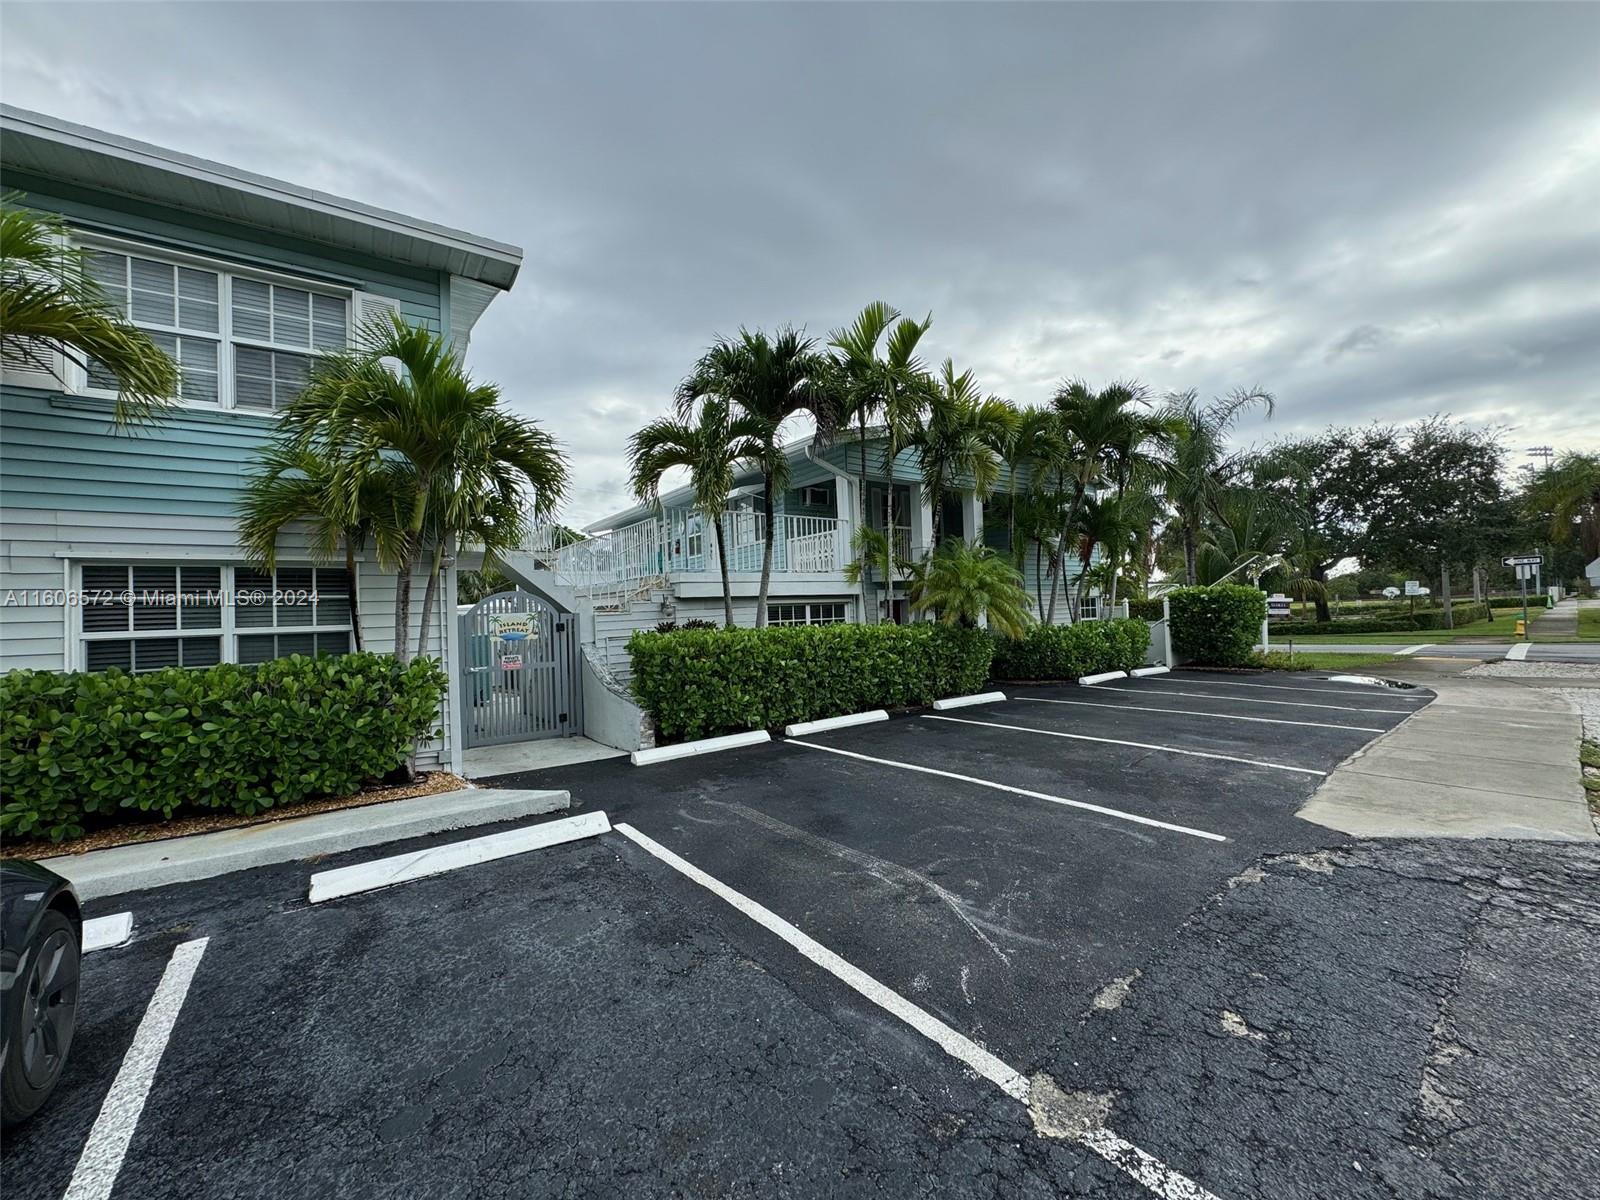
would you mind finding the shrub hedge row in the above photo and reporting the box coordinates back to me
[628,624,993,742]
[1125,597,1164,621]
[990,620,1151,680]
[1,653,447,844]
[1272,602,1491,636]
[1167,585,1267,666]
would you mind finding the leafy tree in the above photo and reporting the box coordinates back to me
[908,543,1033,637]
[1521,451,1600,561]
[1358,417,1516,627]
[677,327,828,626]
[0,196,177,424]
[629,396,762,628]
[282,313,569,663]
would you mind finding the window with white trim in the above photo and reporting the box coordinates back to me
[76,564,351,672]
[234,566,353,662]
[766,602,848,627]
[78,241,351,413]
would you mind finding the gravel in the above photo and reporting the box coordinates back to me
[1464,660,1600,681]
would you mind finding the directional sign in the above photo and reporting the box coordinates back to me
[1503,554,1543,567]
[1404,580,1423,596]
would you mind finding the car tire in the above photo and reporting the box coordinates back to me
[2,908,80,1129]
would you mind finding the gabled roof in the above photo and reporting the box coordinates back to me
[0,105,523,290]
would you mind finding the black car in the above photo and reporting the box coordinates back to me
[1,859,81,1128]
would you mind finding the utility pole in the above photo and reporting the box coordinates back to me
[1528,446,1554,470]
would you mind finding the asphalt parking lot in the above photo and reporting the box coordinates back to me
[6,671,1597,1199]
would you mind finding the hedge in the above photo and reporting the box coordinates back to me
[1167,585,1267,667]
[628,623,993,742]
[1272,602,1491,637]
[990,619,1150,680]
[1,653,448,844]
[1125,597,1164,621]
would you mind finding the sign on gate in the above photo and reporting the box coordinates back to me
[460,589,580,748]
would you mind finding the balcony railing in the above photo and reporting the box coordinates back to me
[529,508,846,608]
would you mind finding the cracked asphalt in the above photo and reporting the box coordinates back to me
[4,671,1595,1199]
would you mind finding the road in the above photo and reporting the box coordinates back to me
[1283,641,1600,662]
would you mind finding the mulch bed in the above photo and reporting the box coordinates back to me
[2,772,470,861]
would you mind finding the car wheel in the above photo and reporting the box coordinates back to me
[2,908,80,1128]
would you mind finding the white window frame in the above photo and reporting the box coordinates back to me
[69,561,354,672]
[71,233,354,416]
[766,601,849,627]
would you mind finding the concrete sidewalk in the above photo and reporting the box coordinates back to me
[1299,674,1596,840]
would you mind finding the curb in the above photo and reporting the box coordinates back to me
[632,730,770,766]
[785,711,889,737]
[932,692,1007,711]
[41,786,571,900]
[1128,665,1170,678]
[309,811,612,903]
[1078,670,1127,686]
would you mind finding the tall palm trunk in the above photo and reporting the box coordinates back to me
[343,538,363,652]
[712,515,734,628]
[1182,521,1198,587]
[1034,540,1044,616]
[415,543,445,659]
[1045,480,1085,624]
[756,474,776,628]
[392,476,431,665]
[883,443,898,623]
[857,411,872,623]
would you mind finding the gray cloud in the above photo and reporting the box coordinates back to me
[4,1,1597,524]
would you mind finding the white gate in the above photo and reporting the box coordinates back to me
[459,590,581,747]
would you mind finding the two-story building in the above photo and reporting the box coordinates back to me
[0,105,524,772]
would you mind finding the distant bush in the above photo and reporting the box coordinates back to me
[990,619,1150,680]
[1125,597,1164,621]
[1,653,447,844]
[628,623,993,742]
[1167,585,1266,667]
[1274,601,1490,636]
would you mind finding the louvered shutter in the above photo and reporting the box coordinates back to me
[2,227,72,390]
[353,291,405,375]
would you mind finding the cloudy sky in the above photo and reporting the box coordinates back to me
[4,2,1598,526]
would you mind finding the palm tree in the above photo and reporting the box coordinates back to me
[908,543,1033,638]
[1523,451,1600,560]
[237,444,408,652]
[908,361,1018,546]
[0,197,178,424]
[1160,386,1275,585]
[1043,380,1152,624]
[677,327,827,626]
[827,302,935,621]
[628,396,763,628]
[282,313,569,663]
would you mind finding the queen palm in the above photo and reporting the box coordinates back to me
[1160,386,1275,585]
[908,361,1018,546]
[827,302,935,621]
[629,396,763,628]
[0,197,177,424]
[282,313,569,664]
[677,327,827,627]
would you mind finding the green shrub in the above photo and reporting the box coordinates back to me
[990,619,1150,680]
[1125,597,1164,621]
[1168,585,1267,667]
[628,623,993,742]
[1273,601,1490,636]
[1,653,447,844]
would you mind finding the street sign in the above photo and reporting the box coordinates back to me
[1502,555,1543,567]
[1266,593,1291,618]
[1404,579,1422,595]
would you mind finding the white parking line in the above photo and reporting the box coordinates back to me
[64,938,209,1200]
[1101,684,1412,716]
[1154,677,1428,700]
[925,714,1327,776]
[788,739,1227,841]
[1396,644,1433,656]
[1014,695,1385,734]
[615,823,1222,1200]
[1506,642,1531,661]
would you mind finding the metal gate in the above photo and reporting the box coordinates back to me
[459,589,581,747]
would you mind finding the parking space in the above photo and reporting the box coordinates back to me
[7,669,1474,1200]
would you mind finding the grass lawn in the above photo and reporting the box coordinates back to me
[1278,616,1516,645]
[1254,651,1408,671]
[1579,607,1600,641]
